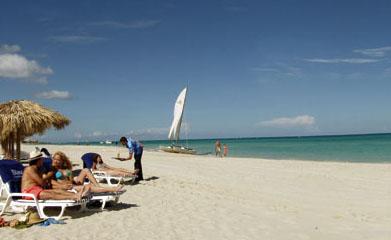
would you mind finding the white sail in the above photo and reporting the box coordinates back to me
[168,88,187,141]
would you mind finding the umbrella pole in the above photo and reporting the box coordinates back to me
[16,131,21,160]
[10,134,15,159]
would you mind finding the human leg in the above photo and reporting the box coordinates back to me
[39,189,81,201]
[88,184,124,193]
[110,167,135,176]
[71,184,92,197]
[134,152,143,180]
[101,168,133,177]
[74,169,100,186]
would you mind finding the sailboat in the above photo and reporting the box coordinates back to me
[160,87,196,154]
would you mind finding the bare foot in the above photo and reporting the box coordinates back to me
[81,186,92,199]
[75,185,85,201]
[115,185,126,193]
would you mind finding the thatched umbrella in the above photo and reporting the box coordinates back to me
[0,100,70,160]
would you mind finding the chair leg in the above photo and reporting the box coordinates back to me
[55,206,66,220]
[0,195,12,216]
[80,201,87,211]
[36,205,66,220]
[106,177,122,186]
[101,199,106,210]
[36,204,49,219]
[107,177,115,186]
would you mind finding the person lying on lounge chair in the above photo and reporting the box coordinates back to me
[22,150,88,201]
[52,151,99,186]
[50,151,124,194]
[91,153,137,177]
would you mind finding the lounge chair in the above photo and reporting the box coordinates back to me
[39,157,126,210]
[81,153,135,186]
[0,160,89,220]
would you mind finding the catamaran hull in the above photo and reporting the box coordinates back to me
[159,145,197,155]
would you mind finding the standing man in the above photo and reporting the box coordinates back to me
[119,136,144,182]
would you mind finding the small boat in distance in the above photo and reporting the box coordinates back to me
[160,87,196,155]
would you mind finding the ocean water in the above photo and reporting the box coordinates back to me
[68,133,391,163]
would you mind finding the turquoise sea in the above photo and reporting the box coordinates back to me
[65,133,391,163]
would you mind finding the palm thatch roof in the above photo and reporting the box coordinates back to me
[0,100,70,159]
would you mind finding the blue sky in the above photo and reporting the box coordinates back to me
[1,0,391,142]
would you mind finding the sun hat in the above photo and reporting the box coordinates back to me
[28,149,43,162]
[25,211,45,225]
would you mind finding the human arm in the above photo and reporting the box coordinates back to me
[125,152,133,160]
[113,152,133,161]
[42,171,54,182]
[92,161,97,170]
[25,167,45,186]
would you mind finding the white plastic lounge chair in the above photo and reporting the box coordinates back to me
[41,157,126,210]
[91,170,123,186]
[90,191,124,210]
[81,153,135,186]
[0,160,89,220]
[0,191,89,220]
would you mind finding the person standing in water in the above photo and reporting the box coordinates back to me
[215,140,222,157]
[223,144,228,157]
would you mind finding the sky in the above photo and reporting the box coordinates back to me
[1,0,391,142]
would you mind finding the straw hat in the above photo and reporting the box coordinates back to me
[25,211,45,225]
[28,149,43,162]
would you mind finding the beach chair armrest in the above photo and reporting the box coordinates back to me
[9,192,38,202]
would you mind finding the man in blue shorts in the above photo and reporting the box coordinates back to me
[119,136,144,181]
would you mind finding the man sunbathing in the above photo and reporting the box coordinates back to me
[50,151,125,194]
[21,150,88,201]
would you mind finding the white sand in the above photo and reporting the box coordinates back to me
[1,144,390,240]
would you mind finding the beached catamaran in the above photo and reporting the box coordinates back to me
[160,87,196,154]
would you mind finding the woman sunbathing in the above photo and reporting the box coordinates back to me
[92,153,137,178]
[51,151,124,194]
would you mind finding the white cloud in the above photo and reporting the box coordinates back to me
[353,46,391,57]
[0,44,21,54]
[0,53,52,82]
[304,58,379,64]
[258,115,315,128]
[49,35,107,43]
[89,20,160,29]
[35,90,72,100]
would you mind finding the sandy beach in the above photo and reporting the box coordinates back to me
[0,144,390,240]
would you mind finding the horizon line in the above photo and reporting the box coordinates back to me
[30,131,391,144]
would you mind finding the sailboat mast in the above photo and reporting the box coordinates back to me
[178,87,187,144]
